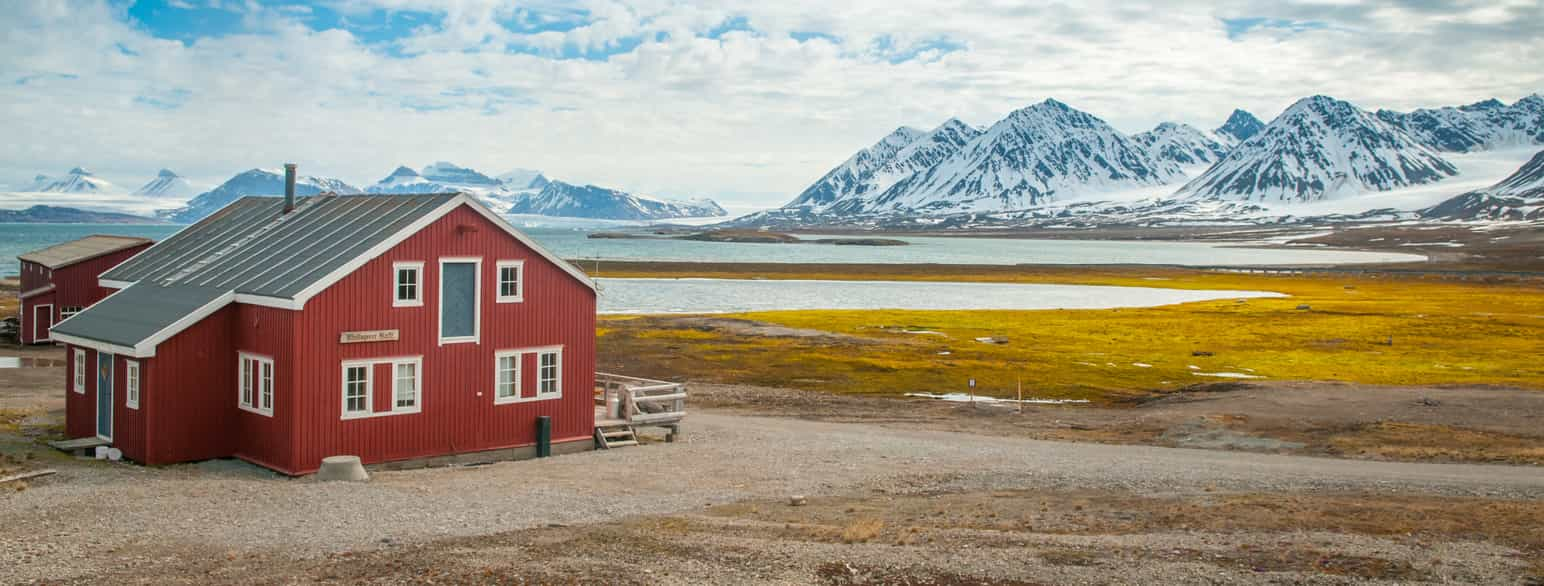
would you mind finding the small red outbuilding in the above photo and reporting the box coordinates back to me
[49,187,597,475]
[16,235,152,345]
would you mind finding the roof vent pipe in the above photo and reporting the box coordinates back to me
[283,163,297,213]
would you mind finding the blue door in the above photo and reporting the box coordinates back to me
[440,261,477,341]
[97,352,113,440]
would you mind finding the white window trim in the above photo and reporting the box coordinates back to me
[390,357,423,415]
[492,345,562,403]
[340,356,424,420]
[125,360,140,409]
[437,257,482,345]
[237,352,275,417]
[393,261,424,307]
[537,347,563,399]
[495,260,525,303]
[73,348,86,394]
[492,349,524,404]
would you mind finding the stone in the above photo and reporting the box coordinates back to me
[316,455,369,482]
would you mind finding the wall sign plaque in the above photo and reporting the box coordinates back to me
[339,329,400,344]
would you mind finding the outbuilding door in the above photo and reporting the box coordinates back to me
[33,304,53,343]
[97,352,113,441]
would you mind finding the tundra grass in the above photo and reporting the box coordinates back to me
[596,267,1544,403]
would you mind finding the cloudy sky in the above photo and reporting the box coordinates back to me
[2,0,1540,211]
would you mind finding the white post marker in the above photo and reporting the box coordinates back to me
[968,378,976,406]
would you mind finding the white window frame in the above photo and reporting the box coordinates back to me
[73,348,86,394]
[60,306,84,320]
[125,360,141,409]
[238,352,275,417]
[437,257,482,345]
[341,356,423,420]
[391,357,422,414]
[341,361,373,419]
[537,347,563,399]
[493,350,523,404]
[393,261,424,307]
[495,260,524,303]
[492,345,562,403]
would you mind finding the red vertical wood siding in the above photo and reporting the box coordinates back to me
[230,304,296,470]
[63,345,93,439]
[19,244,149,344]
[288,204,595,474]
[141,305,238,465]
[110,354,147,461]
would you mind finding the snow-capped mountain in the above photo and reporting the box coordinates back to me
[497,168,548,189]
[365,162,535,210]
[1180,95,1459,202]
[1133,122,1230,167]
[1423,149,1544,221]
[785,126,928,210]
[131,169,199,198]
[508,180,727,220]
[804,119,985,215]
[26,168,116,193]
[1214,109,1265,146]
[419,161,500,186]
[160,168,362,223]
[1377,95,1544,153]
[850,99,1182,215]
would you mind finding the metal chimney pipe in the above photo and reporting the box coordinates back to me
[283,163,297,213]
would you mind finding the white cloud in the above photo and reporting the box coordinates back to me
[0,0,1539,211]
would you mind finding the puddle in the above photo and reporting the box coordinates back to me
[0,357,65,368]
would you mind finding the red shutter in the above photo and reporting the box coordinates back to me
[374,363,393,413]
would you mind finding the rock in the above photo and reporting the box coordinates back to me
[1191,351,1214,357]
[316,455,369,482]
[790,495,807,507]
[1296,304,1312,310]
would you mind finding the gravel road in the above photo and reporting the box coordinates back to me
[3,411,1542,583]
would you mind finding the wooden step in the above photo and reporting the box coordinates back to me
[604,440,639,448]
[601,430,634,439]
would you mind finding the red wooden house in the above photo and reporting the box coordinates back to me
[16,235,152,345]
[50,170,598,475]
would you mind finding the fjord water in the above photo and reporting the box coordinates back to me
[595,278,1286,314]
[0,223,1420,278]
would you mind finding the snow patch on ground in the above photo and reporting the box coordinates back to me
[904,392,1091,405]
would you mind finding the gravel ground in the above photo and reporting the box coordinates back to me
[3,411,1543,583]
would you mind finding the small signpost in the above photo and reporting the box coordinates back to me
[968,378,976,407]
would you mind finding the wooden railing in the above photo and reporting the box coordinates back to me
[595,372,686,426]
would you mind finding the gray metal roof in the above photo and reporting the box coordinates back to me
[18,235,153,269]
[102,193,459,299]
[49,284,228,349]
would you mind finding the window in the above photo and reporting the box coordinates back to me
[494,351,521,403]
[495,260,524,303]
[343,364,371,417]
[492,347,560,403]
[393,262,423,307]
[60,306,83,320]
[394,362,418,410]
[238,353,274,417]
[126,360,140,409]
[538,349,561,398]
[73,348,86,394]
[438,258,481,344]
[341,357,421,419]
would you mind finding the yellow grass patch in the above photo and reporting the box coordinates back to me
[598,268,1544,402]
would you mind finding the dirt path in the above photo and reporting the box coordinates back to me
[4,411,1543,584]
